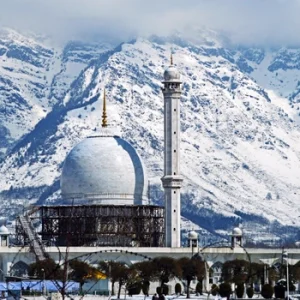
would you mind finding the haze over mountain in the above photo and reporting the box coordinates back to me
[2,0,300,46]
[1,0,300,245]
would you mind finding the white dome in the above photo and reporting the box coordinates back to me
[188,230,198,240]
[232,227,243,236]
[0,225,9,234]
[61,133,148,205]
[163,65,181,82]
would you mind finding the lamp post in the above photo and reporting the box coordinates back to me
[41,268,46,296]
[104,260,111,298]
[108,263,111,299]
[283,251,289,300]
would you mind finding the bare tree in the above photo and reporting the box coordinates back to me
[134,260,156,297]
[152,257,181,292]
[99,261,130,297]
[221,259,250,284]
[68,259,102,294]
[177,257,205,298]
[28,258,63,280]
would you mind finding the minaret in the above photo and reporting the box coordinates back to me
[161,54,183,248]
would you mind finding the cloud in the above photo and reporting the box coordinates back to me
[1,0,300,46]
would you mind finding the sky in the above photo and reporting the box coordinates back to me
[1,0,300,46]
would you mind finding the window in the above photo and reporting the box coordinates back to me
[1,236,7,246]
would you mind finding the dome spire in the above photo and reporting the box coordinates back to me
[102,89,108,128]
[163,52,181,82]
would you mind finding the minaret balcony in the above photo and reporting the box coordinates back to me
[161,175,183,188]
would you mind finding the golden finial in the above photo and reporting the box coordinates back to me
[102,89,107,128]
[170,52,173,65]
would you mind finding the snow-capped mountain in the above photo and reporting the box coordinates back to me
[1,28,300,243]
[0,28,111,159]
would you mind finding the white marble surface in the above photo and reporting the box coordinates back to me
[61,135,148,205]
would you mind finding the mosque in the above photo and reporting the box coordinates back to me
[0,57,299,292]
[13,55,183,250]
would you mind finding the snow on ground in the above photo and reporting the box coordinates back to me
[22,295,210,300]
[22,293,269,300]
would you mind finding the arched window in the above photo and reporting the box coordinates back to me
[10,261,29,277]
[210,261,223,284]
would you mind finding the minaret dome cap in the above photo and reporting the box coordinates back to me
[163,65,181,82]
[163,54,181,82]
[0,225,9,234]
[187,230,198,240]
[232,227,243,236]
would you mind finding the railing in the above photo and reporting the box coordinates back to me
[18,213,48,261]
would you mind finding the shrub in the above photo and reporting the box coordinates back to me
[163,285,169,295]
[261,284,273,299]
[196,281,203,295]
[142,281,150,296]
[290,283,296,292]
[175,283,182,295]
[156,285,169,295]
[127,283,141,295]
[211,284,219,296]
[275,279,296,298]
[246,286,254,298]
[236,283,244,298]
[219,282,232,299]
[274,284,285,299]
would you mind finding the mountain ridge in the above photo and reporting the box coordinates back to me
[1,28,300,244]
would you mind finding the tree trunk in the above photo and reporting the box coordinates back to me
[112,281,115,296]
[186,279,191,299]
[160,280,166,290]
[118,281,123,299]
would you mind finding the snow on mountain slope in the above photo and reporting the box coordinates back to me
[48,40,112,104]
[1,31,300,241]
[236,47,300,121]
[0,28,55,156]
[0,28,111,158]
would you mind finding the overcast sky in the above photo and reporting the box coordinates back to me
[1,0,300,46]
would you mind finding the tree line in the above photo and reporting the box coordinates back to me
[28,256,205,298]
[27,257,300,299]
[211,259,300,299]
